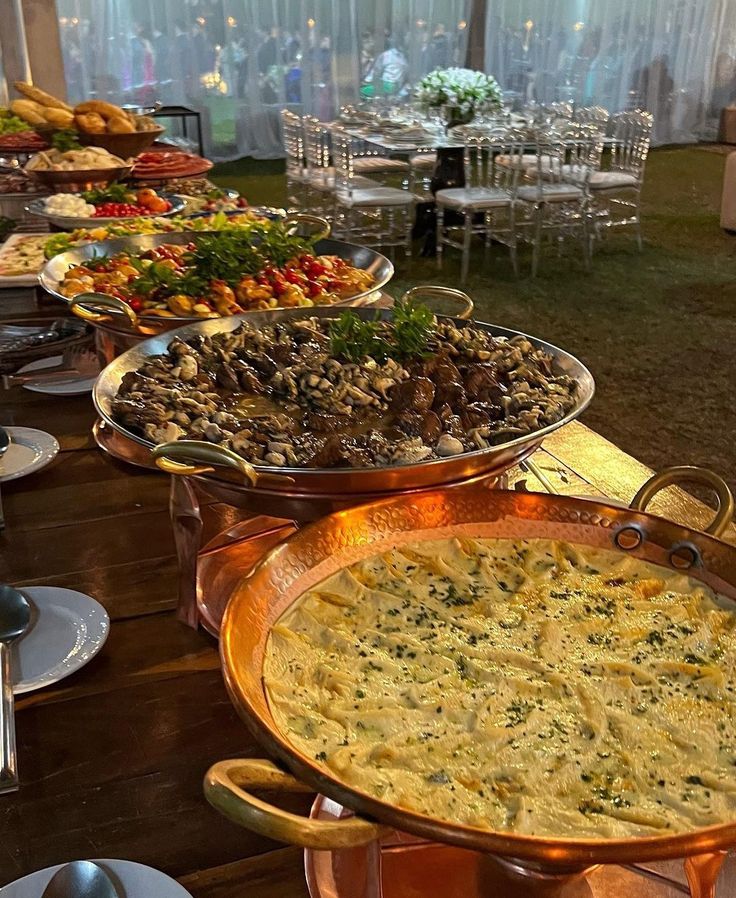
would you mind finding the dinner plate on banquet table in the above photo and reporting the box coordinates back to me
[0,859,192,897]
[0,427,59,482]
[15,355,100,395]
[12,586,110,694]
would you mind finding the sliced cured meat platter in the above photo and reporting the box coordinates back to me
[131,149,213,181]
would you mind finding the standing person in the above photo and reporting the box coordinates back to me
[372,36,409,98]
[258,26,281,74]
[174,20,195,99]
[427,23,450,71]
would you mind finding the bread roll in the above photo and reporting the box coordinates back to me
[106,115,135,134]
[74,100,125,121]
[14,81,72,112]
[10,99,47,125]
[43,108,75,128]
[75,112,106,134]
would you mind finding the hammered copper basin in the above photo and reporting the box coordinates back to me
[208,469,736,873]
[92,305,595,496]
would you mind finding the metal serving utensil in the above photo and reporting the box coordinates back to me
[0,585,31,793]
[0,425,8,529]
[40,860,119,898]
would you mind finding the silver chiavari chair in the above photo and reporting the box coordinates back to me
[280,109,307,207]
[575,105,610,128]
[435,129,527,280]
[578,110,652,250]
[331,125,414,255]
[515,127,596,276]
[301,116,336,217]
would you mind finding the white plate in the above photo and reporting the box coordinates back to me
[26,194,186,229]
[0,427,59,482]
[16,355,99,395]
[12,586,110,695]
[0,233,49,286]
[0,859,192,897]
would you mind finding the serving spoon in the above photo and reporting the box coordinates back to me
[0,585,31,793]
[41,860,119,898]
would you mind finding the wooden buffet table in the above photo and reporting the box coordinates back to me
[1,287,734,896]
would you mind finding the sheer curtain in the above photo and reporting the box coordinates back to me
[484,0,733,144]
[55,0,470,160]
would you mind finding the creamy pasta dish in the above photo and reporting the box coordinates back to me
[264,538,736,838]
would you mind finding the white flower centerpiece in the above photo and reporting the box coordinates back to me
[415,67,502,129]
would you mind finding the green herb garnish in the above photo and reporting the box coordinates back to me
[392,297,437,360]
[327,311,388,363]
[51,129,82,152]
[329,298,437,363]
[0,111,31,135]
[82,183,135,204]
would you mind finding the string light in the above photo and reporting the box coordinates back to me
[196,16,206,26]
[59,16,68,25]
[458,20,467,29]
[307,17,316,28]
[70,16,79,25]
[525,19,534,30]
[416,18,426,27]
[227,16,237,27]
[573,21,585,31]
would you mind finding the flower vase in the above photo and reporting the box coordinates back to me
[440,104,475,132]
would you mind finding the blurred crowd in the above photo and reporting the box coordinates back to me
[59,15,466,112]
[57,6,736,148]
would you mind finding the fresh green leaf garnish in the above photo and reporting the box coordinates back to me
[51,129,82,152]
[329,299,437,363]
[82,183,135,204]
[328,311,388,363]
[391,297,437,360]
[0,111,31,135]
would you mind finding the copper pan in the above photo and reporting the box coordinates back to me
[204,467,736,897]
[92,293,594,496]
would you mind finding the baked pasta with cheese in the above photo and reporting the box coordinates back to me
[264,538,736,838]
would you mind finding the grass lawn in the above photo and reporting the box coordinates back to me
[211,146,736,494]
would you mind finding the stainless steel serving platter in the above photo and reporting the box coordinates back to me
[39,231,395,311]
[26,193,186,229]
[92,306,595,496]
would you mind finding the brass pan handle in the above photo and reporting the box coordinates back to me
[151,440,295,489]
[152,440,259,485]
[630,466,734,538]
[204,758,383,850]
[401,286,474,320]
[283,214,331,242]
[69,292,139,326]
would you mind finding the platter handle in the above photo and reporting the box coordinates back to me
[630,466,734,538]
[69,292,139,326]
[151,440,295,489]
[283,213,331,241]
[204,758,384,849]
[151,440,259,484]
[401,285,474,320]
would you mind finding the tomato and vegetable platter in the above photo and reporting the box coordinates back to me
[43,224,392,320]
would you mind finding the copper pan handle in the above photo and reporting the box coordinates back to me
[283,214,331,241]
[630,466,734,538]
[151,440,294,489]
[401,286,474,320]
[204,758,383,849]
[70,292,139,326]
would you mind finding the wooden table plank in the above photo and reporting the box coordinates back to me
[179,848,309,898]
[1,670,301,884]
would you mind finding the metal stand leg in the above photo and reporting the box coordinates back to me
[170,474,203,629]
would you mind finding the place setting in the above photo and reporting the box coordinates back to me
[1,7,736,898]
